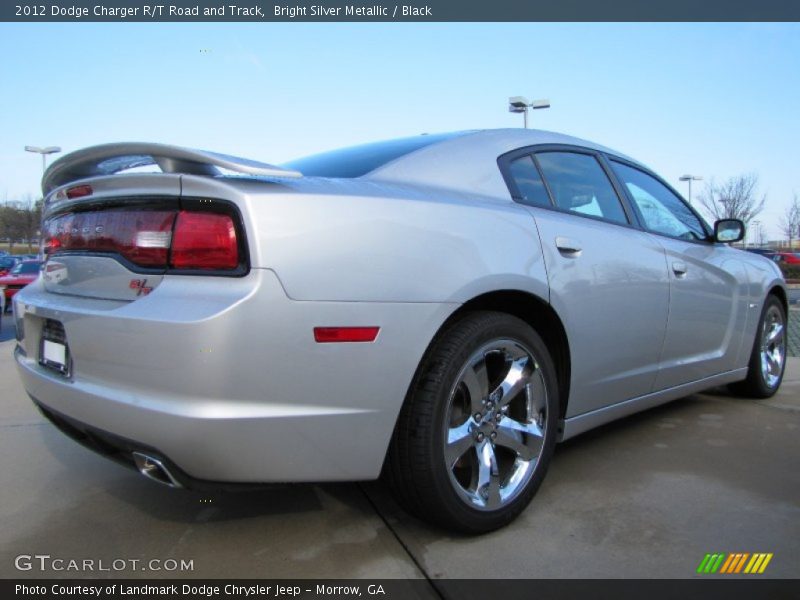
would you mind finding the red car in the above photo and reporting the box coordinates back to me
[0,260,42,312]
[773,252,800,264]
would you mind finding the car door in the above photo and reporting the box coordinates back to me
[501,148,671,418]
[608,160,751,390]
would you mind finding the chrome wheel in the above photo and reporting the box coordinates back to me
[760,304,786,389]
[444,339,547,511]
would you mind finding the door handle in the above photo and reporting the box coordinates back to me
[672,261,688,277]
[555,236,582,257]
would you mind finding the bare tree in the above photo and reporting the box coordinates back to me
[778,193,800,250]
[697,173,766,228]
[0,195,43,252]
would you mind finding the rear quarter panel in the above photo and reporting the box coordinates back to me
[187,176,551,304]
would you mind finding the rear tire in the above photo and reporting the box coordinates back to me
[384,311,559,534]
[729,295,787,398]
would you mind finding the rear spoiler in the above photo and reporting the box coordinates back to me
[42,142,303,194]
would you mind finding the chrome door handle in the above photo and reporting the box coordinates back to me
[555,236,582,257]
[672,261,687,276]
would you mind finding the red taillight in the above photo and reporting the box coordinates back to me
[170,211,239,270]
[45,237,61,253]
[313,327,380,343]
[44,207,241,272]
[44,210,176,267]
[66,184,93,199]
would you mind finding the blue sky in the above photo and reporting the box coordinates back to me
[1,22,798,239]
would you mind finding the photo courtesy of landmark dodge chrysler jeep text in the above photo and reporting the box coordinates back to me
[14,129,787,532]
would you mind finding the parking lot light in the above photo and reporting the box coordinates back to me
[508,97,550,128]
[25,145,61,174]
[679,174,703,205]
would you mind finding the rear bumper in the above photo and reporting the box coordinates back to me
[14,269,455,483]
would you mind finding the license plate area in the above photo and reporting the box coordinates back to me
[39,319,71,376]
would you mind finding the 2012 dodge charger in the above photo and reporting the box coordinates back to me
[14,129,787,532]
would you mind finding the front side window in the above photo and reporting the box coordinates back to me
[611,161,708,241]
[535,152,629,225]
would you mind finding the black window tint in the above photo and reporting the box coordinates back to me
[508,156,551,207]
[611,161,708,241]
[283,132,465,178]
[535,152,628,225]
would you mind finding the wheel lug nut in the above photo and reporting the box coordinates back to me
[490,432,497,439]
[476,432,485,442]
[474,413,482,421]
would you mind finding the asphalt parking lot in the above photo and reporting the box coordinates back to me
[0,316,798,582]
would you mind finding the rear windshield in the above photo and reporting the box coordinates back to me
[283,132,464,178]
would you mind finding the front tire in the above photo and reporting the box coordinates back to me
[729,295,787,398]
[384,311,559,533]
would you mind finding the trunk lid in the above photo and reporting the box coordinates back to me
[40,143,301,301]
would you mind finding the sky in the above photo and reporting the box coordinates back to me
[1,22,798,240]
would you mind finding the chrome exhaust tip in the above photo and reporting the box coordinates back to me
[132,452,183,488]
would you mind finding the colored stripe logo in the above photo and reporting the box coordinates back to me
[696,553,773,574]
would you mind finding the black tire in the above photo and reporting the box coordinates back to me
[384,311,559,534]
[729,295,787,399]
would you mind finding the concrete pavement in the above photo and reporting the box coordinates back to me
[0,316,797,580]
[788,308,800,357]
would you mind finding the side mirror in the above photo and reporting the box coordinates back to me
[714,219,745,243]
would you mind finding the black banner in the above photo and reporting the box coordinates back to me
[3,0,800,22]
[4,579,800,600]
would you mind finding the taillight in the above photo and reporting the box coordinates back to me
[44,210,175,268]
[43,205,242,272]
[170,211,238,270]
[66,184,93,199]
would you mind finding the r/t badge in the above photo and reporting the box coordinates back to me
[129,279,153,296]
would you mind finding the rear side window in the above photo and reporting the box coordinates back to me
[535,152,629,225]
[611,161,708,241]
[508,156,551,207]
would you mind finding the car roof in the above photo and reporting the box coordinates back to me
[365,128,644,200]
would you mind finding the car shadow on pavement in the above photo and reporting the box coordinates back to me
[36,424,379,526]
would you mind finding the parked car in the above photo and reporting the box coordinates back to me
[1,259,42,312]
[773,251,800,264]
[745,248,777,260]
[0,256,19,277]
[14,132,787,533]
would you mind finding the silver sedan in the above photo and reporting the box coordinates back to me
[14,129,787,532]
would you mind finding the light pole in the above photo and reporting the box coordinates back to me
[508,97,550,128]
[751,220,762,247]
[679,174,702,205]
[25,145,61,175]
